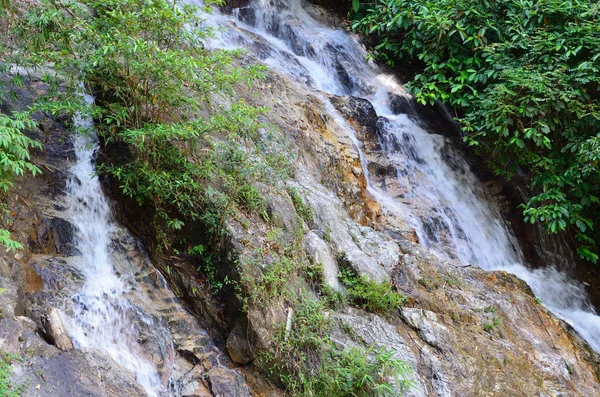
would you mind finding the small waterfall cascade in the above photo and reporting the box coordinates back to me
[198,0,600,352]
[62,96,174,396]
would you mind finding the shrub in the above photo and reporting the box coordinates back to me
[287,186,314,225]
[258,297,412,396]
[339,268,406,314]
[0,110,42,250]
[9,0,292,251]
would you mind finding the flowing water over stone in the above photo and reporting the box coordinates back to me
[63,96,170,396]
[202,0,600,352]
[58,96,249,397]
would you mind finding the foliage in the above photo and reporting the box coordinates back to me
[257,298,412,396]
[0,353,25,397]
[352,0,600,262]
[339,268,406,314]
[483,315,501,332]
[1,5,45,251]
[312,346,412,397]
[287,186,314,225]
[8,0,291,251]
[238,238,307,311]
[0,109,42,250]
[0,112,41,195]
[240,233,412,395]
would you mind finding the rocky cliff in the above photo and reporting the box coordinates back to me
[1,1,599,396]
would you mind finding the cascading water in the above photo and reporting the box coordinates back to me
[62,96,172,396]
[203,0,600,352]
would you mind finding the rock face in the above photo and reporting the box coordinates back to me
[199,50,600,395]
[387,93,462,138]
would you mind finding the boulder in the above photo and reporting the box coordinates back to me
[41,307,74,352]
[329,94,378,138]
[227,322,256,365]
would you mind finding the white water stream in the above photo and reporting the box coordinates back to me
[63,96,171,396]
[201,0,600,352]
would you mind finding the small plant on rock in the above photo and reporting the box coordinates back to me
[339,268,406,314]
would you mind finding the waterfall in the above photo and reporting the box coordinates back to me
[62,95,173,396]
[201,0,600,352]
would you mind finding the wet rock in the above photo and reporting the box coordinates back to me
[207,366,252,397]
[388,93,461,138]
[388,93,415,115]
[323,43,358,94]
[30,217,77,256]
[225,0,250,8]
[281,25,316,58]
[11,349,147,397]
[41,307,74,352]
[31,257,83,295]
[305,0,352,16]
[178,364,212,397]
[291,177,398,283]
[237,6,257,26]
[329,94,378,138]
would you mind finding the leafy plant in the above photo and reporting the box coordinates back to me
[339,268,406,314]
[287,186,314,225]
[311,346,413,396]
[9,0,291,253]
[483,305,495,314]
[483,315,501,332]
[352,0,600,262]
[258,297,412,396]
[0,111,42,250]
[0,353,25,397]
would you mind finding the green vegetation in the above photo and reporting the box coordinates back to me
[4,0,295,252]
[0,353,25,397]
[352,0,600,262]
[323,226,332,243]
[484,305,496,314]
[339,268,406,314]
[239,234,412,394]
[483,315,501,333]
[0,6,43,250]
[257,298,413,396]
[2,0,415,393]
[287,186,314,225]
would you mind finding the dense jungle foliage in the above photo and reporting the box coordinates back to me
[351,0,600,263]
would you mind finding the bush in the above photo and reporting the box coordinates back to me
[287,186,314,225]
[258,297,412,396]
[9,0,292,251]
[339,268,406,314]
[0,108,42,250]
